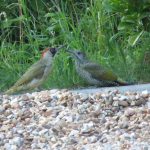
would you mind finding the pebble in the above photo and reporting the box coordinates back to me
[112,101,119,106]
[0,106,5,114]
[125,108,135,117]
[93,104,101,116]
[141,90,149,98]
[118,100,129,107]
[119,95,128,101]
[11,137,24,147]
[81,122,94,133]
[69,130,79,137]
[0,89,149,149]
[88,136,97,143]
[118,121,129,129]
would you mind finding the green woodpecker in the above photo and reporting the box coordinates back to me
[5,45,65,95]
[67,50,130,87]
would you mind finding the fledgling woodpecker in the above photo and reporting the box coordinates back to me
[5,45,65,95]
[67,49,131,87]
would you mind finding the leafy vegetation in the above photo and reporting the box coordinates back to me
[0,0,150,92]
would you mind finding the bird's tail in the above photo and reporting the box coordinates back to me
[4,85,26,95]
[5,86,19,95]
[115,79,135,86]
[5,83,40,95]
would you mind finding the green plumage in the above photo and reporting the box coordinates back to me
[83,63,117,81]
[67,49,131,87]
[14,61,46,87]
[5,49,54,95]
[5,59,52,95]
[5,45,65,95]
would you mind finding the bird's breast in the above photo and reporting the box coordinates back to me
[29,78,40,86]
[75,64,100,85]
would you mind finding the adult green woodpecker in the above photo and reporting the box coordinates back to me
[5,45,65,95]
[67,49,130,87]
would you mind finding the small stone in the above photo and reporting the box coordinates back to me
[100,137,107,143]
[39,129,49,136]
[51,137,57,142]
[3,95,10,99]
[135,94,140,100]
[20,94,29,101]
[131,101,136,106]
[6,131,13,138]
[31,143,38,149]
[135,99,146,106]
[69,130,79,137]
[113,101,119,107]
[88,136,98,143]
[106,96,113,105]
[125,108,135,117]
[57,119,67,128]
[93,104,101,116]
[19,101,26,107]
[81,122,94,133]
[4,143,12,150]
[10,101,20,109]
[43,109,52,117]
[17,129,24,134]
[11,145,18,150]
[113,97,118,101]
[141,90,149,98]
[119,95,128,101]
[3,103,11,109]
[11,136,24,147]
[78,103,90,114]
[82,138,88,144]
[119,121,129,129]
[118,100,129,107]
[101,116,107,123]
[80,94,89,101]
[0,133,5,139]
[63,115,73,122]
[147,102,150,109]
[130,132,137,140]
[0,106,5,114]
[120,133,131,141]
[67,137,78,144]
[143,146,149,150]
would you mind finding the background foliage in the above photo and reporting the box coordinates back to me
[0,0,150,91]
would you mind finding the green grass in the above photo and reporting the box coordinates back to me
[0,0,150,92]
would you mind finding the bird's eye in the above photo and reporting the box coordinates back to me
[50,48,56,54]
[77,52,81,55]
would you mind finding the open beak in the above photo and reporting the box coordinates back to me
[66,50,78,59]
[56,44,66,51]
[66,49,75,55]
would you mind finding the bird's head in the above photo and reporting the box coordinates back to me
[41,45,65,59]
[66,50,87,63]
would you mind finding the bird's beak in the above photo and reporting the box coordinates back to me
[66,50,78,59]
[56,44,66,51]
[66,49,72,53]
[66,49,76,55]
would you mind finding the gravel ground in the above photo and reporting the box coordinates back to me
[0,88,150,150]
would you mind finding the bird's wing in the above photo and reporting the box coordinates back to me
[83,63,118,81]
[14,60,46,86]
